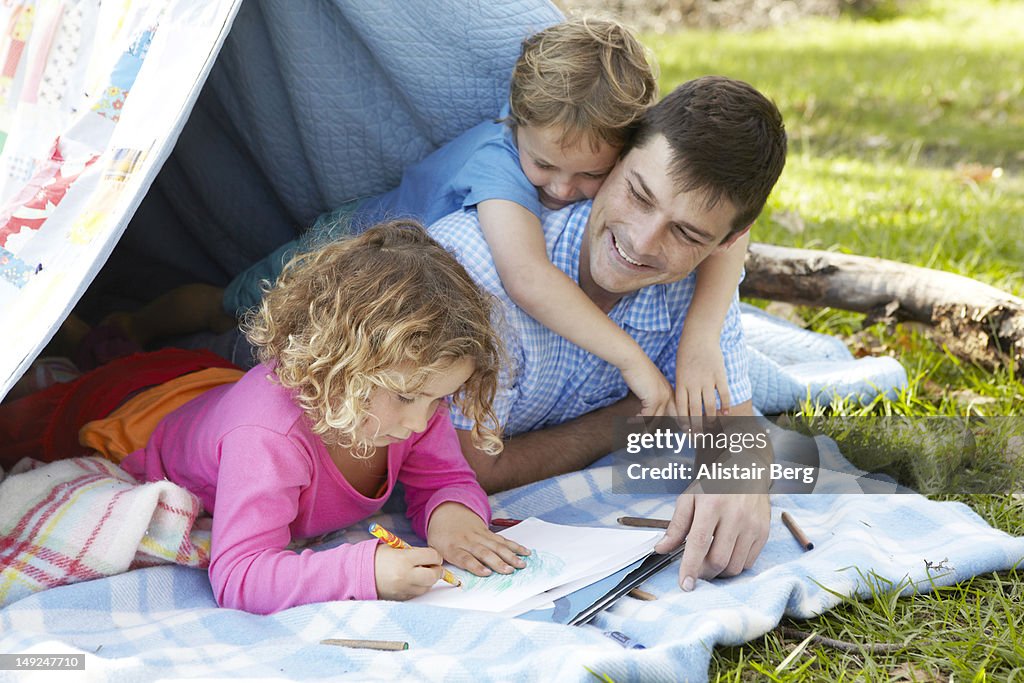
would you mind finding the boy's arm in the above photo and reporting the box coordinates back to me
[676,231,750,420]
[477,199,674,417]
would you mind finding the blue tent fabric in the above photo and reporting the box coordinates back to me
[76,0,908,413]
[86,0,563,307]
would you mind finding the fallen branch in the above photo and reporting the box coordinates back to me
[742,243,1024,373]
[776,626,905,654]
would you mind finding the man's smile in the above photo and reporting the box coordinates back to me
[610,231,649,269]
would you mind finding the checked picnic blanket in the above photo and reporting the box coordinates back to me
[0,456,209,607]
[1,433,1022,682]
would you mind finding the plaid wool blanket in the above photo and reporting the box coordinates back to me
[0,456,209,607]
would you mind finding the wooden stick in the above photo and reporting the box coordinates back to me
[617,516,670,529]
[776,627,904,654]
[320,639,409,651]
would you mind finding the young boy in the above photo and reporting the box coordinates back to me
[157,18,750,420]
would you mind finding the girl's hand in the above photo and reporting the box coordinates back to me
[427,502,530,576]
[620,356,676,417]
[675,335,730,429]
[373,544,443,600]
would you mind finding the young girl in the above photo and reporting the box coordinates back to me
[119,221,528,614]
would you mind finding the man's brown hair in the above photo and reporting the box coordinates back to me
[629,75,788,235]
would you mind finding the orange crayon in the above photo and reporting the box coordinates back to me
[368,523,462,587]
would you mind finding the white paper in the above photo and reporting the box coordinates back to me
[409,518,661,614]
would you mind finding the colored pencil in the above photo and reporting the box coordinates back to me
[320,639,408,651]
[627,588,657,601]
[781,511,814,551]
[368,523,462,587]
[617,516,670,529]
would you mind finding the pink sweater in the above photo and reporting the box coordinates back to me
[121,363,491,614]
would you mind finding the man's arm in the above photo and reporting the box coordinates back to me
[456,394,642,494]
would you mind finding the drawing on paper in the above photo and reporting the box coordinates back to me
[452,548,564,592]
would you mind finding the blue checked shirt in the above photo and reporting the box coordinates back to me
[428,201,752,436]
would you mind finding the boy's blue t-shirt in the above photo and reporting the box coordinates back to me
[224,112,542,315]
[353,115,542,229]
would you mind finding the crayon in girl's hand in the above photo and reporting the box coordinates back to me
[490,518,523,528]
[368,523,462,587]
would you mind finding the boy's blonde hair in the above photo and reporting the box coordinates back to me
[244,221,504,457]
[508,16,657,151]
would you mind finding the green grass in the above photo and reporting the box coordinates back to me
[646,0,1024,416]
[644,1,1024,679]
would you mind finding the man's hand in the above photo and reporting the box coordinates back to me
[653,488,770,591]
[426,502,529,576]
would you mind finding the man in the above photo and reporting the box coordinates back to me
[428,75,788,591]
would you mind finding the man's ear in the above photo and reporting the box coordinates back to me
[714,224,752,252]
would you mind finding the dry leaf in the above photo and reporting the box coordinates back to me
[890,661,948,682]
[955,163,1003,185]
[949,389,998,410]
[1005,436,1024,463]
[771,209,806,234]
[765,301,806,327]
[864,134,890,148]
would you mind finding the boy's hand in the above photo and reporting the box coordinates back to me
[373,544,443,600]
[620,357,676,417]
[675,335,730,428]
[427,502,530,576]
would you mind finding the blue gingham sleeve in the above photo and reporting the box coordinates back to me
[429,208,522,434]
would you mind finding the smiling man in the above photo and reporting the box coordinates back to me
[428,76,787,591]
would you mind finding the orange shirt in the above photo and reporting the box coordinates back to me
[80,367,243,462]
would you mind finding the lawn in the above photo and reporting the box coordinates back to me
[642,0,1024,679]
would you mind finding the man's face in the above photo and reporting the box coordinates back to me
[581,134,743,310]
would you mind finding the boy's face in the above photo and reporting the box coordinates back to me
[581,134,744,309]
[516,125,620,210]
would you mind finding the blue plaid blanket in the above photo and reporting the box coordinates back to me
[2,434,1022,682]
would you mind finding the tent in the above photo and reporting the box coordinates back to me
[0,0,908,411]
[4,4,1023,681]
[0,0,562,400]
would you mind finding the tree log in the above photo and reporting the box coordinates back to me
[741,243,1024,373]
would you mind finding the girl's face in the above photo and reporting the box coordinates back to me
[516,124,621,211]
[360,357,476,447]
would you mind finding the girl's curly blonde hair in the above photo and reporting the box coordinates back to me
[243,221,504,457]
